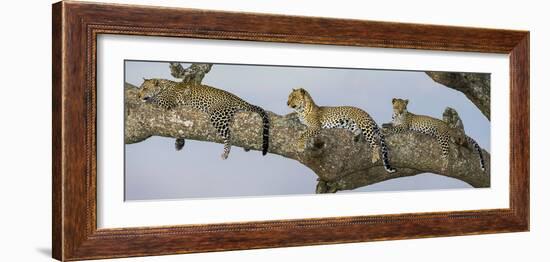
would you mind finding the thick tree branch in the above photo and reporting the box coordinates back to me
[125,88,490,193]
[426,72,490,120]
[126,63,490,193]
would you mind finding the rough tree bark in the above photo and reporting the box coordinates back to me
[125,63,490,193]
[426,72,490,120]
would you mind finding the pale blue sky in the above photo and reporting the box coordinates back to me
[124,61,490,200]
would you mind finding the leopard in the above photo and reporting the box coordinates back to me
[287,88,396,173]
[138,78,270,159]
[388,98,485,171]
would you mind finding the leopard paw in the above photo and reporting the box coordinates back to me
[175,138,185,151]
[371,145,380,163]
[371,151,381,163]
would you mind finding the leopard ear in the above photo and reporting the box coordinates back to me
[405,99,409,105]
[392,98,396,104]
[299,88,306,94]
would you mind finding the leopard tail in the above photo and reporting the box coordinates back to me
[246,104,270,155]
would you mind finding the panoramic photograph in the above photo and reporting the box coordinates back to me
[124,60,490,200]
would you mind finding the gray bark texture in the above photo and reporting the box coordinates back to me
[125,64,490,193]
[425,72,491,120]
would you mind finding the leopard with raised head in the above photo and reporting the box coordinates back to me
[388,98,485,171]
[138,79,270,159]
[287,88,396,173]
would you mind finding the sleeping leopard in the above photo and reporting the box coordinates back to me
[138,79,270,159]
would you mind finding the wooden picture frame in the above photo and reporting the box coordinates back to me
[52,1,529,261]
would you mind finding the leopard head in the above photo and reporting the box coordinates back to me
[287,88,312,112]
[138,78,164,103]
[391,98,409,116]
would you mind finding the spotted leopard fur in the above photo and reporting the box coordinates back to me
[389,98,485,171]
[138,79,270,159]
[287,88,396,173]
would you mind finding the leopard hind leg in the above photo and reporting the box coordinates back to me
[370,125,396,173]
[436,134,450,170]
[175,138,185,151]
[210,108,236,159]
[362,126,381,164]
